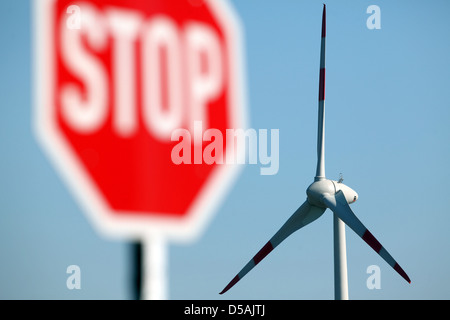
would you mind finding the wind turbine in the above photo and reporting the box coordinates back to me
[219,4,410,299]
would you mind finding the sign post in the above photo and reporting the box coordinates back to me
[142,235,167,300]
[34,0,246,299]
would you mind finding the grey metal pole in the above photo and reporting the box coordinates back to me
[131,241,142,300]
[334,214,349,300]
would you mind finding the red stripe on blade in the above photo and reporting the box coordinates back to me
[253,241,274,265]
[318,68,325,101]
[394,263,411,283]
[362,229,382,253]
[220,274,240,294]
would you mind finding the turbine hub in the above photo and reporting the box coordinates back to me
[307,179,358,207]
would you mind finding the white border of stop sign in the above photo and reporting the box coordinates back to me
[33,0,248,243]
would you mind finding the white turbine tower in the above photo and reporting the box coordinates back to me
[220,4,410,299]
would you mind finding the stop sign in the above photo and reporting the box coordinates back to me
[34,0,247,241]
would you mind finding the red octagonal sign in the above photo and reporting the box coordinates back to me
[34,0,247,241]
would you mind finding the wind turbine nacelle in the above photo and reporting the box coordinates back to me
[306,180,358,208]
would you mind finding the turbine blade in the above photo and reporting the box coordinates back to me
[219,201,326,294]
[322,191,411,283]
[315,4,326,181]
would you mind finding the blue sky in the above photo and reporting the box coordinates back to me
[1,0,450,299]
